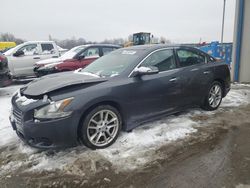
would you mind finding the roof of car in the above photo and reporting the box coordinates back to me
[24,41,56,44]
[83,44,121,48]
[124,44,196,51]
[122,44,215,59]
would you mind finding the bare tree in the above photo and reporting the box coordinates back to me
[0,33,25,44]
[0,33,172,49]
[50,36,88,49]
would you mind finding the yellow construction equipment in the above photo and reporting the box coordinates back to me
[124,32,151,47]
[0,42,16,51]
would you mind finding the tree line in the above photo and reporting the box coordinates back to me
[1,33,171,49]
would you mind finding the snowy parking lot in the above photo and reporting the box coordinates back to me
[1,83,250,188]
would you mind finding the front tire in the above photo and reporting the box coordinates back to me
[80,105,122,149]
[202,81,223,111]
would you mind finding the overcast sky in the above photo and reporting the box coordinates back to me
[2,0,236,43]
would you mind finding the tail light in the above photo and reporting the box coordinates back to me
[0,55,4,62]
[0,55,7,69]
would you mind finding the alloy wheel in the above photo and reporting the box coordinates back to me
[87,109,119,147]
[208,84,222,108]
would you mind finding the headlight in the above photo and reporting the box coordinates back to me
[34,97,74,119]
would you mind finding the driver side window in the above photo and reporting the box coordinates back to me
[18,44,39,56]
[140,49,176,72]
[81,48,100,58]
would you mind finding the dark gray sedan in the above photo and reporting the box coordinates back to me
[10,45,231,149]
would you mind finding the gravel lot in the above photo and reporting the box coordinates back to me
[0,83,250,188]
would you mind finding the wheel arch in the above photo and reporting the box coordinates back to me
[213,78,226,97]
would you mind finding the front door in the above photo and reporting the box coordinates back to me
[79,47,100,69]
[125,48,182,124]
[11,43,40,76]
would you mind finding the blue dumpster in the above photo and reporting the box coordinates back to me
[198,41,232,65]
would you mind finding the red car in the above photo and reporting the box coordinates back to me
[0,53,12,87]
[35,44,120,76]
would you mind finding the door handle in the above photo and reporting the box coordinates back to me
[33,57,40,59]
[169,77,178,82]
[203,71,210,74]
[52,56,59,58]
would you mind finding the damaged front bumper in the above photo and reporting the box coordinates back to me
[10,94,80,149]
[10,113,79,149]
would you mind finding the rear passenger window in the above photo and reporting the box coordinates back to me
[41,43,55,54]
[140,49,176,72]
[177,49,206,67]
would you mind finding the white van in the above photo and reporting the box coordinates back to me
[4,41,60,77]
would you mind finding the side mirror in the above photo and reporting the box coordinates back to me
[77,54,85,60]
[13,50,24,57]
[133,66,159,76]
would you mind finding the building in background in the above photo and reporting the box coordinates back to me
[232,0,250,83]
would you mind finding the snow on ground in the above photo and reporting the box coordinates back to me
[0,85,22,147]
[0,83,250,175]
[221,85,250,107]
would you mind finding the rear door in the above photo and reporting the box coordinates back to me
[39,43,59,61]
[175,47,214,105]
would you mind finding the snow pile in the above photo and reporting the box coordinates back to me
[28,151,78,171]
[99,116,197,170]
[0,85,22,147]
[14,115,197,173]
[221,87,250,107]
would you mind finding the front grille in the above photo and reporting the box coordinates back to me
[13,107,23,127]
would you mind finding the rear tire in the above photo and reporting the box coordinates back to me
[79,105,122,149]
[201,81,223,111]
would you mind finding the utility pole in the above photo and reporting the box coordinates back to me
[221,0,226,44]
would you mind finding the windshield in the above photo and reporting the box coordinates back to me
[3,44,22,55]
[60,45,86,60]
[80,49,141,77]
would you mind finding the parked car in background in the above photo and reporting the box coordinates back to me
[4,41,60,78]
[10,45,230,149]
[35,44,120,76]
[0,53,12,87]
[34,45,87,73]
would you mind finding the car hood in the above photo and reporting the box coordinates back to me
[43,61,62,68]
[21,71,107,97]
